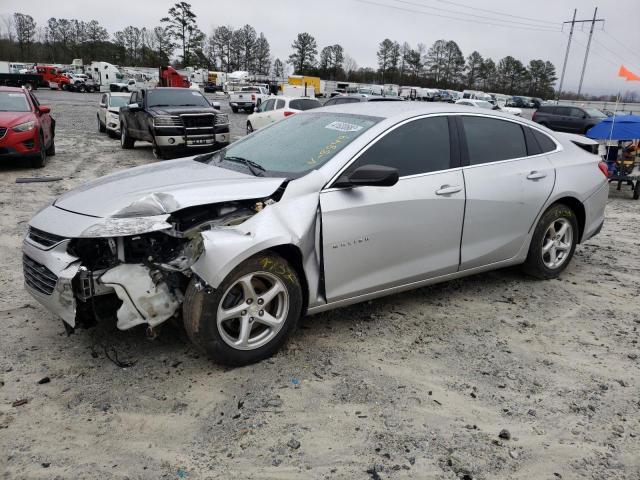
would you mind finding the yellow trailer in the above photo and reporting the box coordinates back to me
[287,75,321,96]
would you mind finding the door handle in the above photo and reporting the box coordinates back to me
[527,171,547,180]
[435,185,462,195]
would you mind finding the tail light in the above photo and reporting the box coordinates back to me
[251,94,256,101]
[598,160,609,178]
[283,111,295,117]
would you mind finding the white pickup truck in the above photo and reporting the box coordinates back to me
[229,86,270,113]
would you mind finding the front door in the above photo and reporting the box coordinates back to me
[321,116,465,302]
[458,115,555,269]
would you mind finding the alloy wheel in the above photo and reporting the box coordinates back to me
[541,218,573,269]
[216,272,289,350]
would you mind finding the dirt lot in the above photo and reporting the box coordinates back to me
[0,90,639,480]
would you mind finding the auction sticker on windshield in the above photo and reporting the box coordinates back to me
[325,121,364,133]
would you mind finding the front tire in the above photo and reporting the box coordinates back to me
[523,203,578,279]
[152,139,166,160]
[98,115,106,133]
[120,124,134,149]
[231,106,238,113]
[246,122,254,134]
[45,138,55,156]
[633,180,640,200]
[30,132,47,168]
[183,252,303,366]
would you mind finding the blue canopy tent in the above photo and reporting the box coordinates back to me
[586,115,640,140]
[586,115,640,199]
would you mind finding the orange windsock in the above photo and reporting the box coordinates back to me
[618,64,640,81]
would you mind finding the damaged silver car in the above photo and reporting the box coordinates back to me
[23,103,609,365]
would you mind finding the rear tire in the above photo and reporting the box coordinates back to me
[120,124,134,149]
[183,252,303,366]
[231,107,238,113]
[522,203,578,279]
[633,181,640,200]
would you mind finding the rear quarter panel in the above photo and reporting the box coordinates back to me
[544,137,608,241]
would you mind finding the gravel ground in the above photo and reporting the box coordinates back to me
[0,90,639,480]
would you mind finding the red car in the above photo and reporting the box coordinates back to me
[0,86,55,168]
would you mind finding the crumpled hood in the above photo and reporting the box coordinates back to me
[54,158,286,218]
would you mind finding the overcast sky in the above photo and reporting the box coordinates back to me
[2,0,639,95]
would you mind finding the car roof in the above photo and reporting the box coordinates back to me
[315,101,538,124]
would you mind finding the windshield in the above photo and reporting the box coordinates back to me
[584,108,606,118]
[109,96,129,108]
[202,112,380,177]
[0,92,30,112]
[147,89,210,107]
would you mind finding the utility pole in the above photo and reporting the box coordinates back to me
[577,7,604,99]
[556,8,604,102]
[557,9,576,102]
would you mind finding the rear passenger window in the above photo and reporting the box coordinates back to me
[532,129,557,153]
[275,99,285,109]
[348,117,450,176]
[289,99,321,110]
[462,116,527,165]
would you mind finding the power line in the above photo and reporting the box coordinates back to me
[601,30,640,64]
[390,0,561,30]
[354,0,563,33]
[592,37,640,71]
[432,0,560,26]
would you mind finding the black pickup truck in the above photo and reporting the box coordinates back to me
[119,87,230,159]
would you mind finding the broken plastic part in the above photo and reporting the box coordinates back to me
[99,264,180,330]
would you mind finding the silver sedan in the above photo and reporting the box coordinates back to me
[23,103,609,365]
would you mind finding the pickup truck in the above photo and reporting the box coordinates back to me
[119,87,230,159]
[229,86,269,113]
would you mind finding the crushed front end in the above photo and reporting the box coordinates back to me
[22,198,265,332]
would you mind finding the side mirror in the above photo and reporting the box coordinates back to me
[334,164,399,189]
[255,105,262,113]
[128,103,140,110]
[99,103,106,108]
[38,106,51,114]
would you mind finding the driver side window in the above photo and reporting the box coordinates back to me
[346,116,452,177]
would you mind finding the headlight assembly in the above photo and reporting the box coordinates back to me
[12,121,35,132]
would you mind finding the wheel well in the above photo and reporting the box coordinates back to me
[267,244,309,315]
[551,197,585,242]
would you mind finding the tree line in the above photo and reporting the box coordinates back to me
[1,2,560,98]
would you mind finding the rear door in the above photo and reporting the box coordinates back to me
[255,99,275,129]
[320,115,466,302]
[458,115,555,269]
[268,98,286,124]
